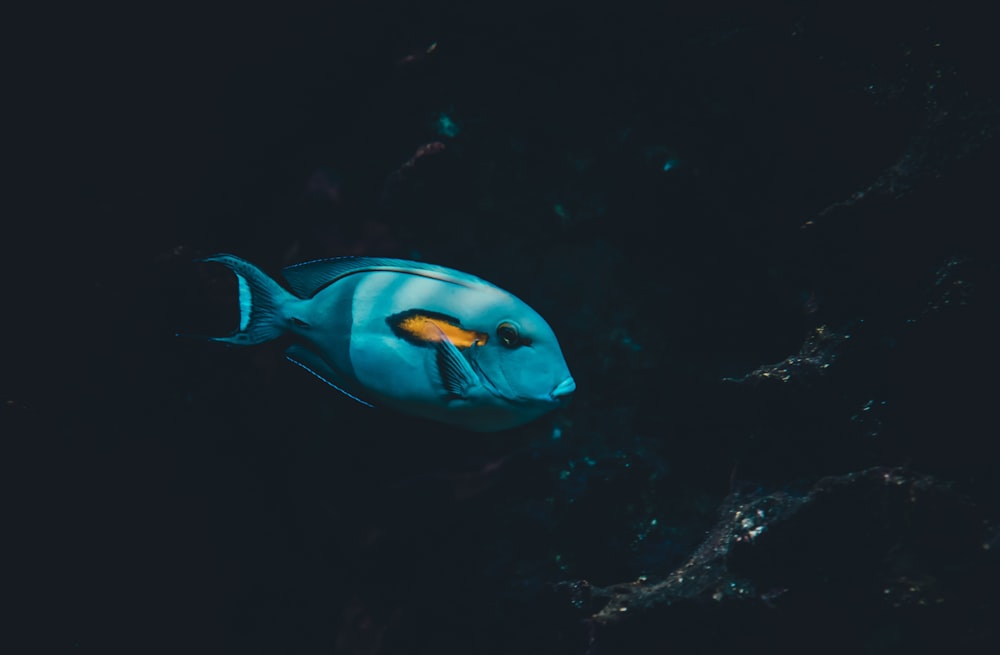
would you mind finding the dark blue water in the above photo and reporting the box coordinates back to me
[6,3,999,653]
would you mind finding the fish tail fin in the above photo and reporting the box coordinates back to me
[200,254,297,346]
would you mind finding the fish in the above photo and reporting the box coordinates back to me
[196,254,576,431]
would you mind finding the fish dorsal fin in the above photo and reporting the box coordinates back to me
[282,256,493,298]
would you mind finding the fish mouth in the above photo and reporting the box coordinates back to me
[549,376,577,403]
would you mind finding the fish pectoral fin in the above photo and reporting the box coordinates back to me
[434,331,480,399]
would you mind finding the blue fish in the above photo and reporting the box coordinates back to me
[199,254,575,431]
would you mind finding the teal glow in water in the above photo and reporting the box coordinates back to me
[435,113,460,138]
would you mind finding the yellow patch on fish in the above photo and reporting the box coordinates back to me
[391,311,488,348]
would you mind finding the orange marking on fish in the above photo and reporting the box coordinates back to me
[396,314,488,348]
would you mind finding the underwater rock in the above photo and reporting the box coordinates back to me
[554,467,998,652]
[920,256,975,317]
[725,325,852,385]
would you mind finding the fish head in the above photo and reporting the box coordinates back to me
[377,269,575,430]
[469,293,575,413]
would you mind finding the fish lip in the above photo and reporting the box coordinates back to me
[549,376,576,402]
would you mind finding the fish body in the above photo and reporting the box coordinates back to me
[200,254,575,431]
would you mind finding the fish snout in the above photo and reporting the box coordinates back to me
[549,376,577,403]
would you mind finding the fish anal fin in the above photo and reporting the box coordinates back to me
[285,344,375,408]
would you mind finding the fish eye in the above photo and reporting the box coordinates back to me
[496,322,522,348]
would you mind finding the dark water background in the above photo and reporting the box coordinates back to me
[6,2,1000,653]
